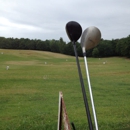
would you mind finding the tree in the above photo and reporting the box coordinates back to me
[36,40,45,50]
[0,35,130,58]
[58,37,66,54]
[28,39,36,50]
[44,40,51,51]
[92,48,99,57]
[12,38,20,49]
[64,42,74,56]
[50,39,60,53]
[76,42,83,57]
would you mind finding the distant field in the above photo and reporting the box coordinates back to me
[0,49,130,130]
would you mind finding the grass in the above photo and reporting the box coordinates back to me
[0,49,130,130]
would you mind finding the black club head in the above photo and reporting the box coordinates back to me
[66,21,82,42]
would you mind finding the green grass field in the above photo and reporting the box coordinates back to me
[0,49,130,130]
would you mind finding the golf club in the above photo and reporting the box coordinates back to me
[66,21,93,130]
[81,26,101,130]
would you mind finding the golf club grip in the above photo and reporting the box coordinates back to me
[73,42,93,130]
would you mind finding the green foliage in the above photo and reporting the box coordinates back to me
[92,48,99,57]
[64,42,74,56]
[116,36,130,57]
[0,35,130,57]
[49,39,60,53]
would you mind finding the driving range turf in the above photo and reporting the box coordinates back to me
[0,49,130,130]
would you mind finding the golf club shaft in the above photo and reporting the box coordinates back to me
[83,54,98,130]
[73,42,93,130]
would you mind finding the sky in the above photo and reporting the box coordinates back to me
[0,0,130,42]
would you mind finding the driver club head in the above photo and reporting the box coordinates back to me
[81,26,101,52]
[66,21,82,42]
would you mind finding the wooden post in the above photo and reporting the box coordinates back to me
[57,92,71,130]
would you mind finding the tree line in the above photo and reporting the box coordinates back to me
[0,35,130,58]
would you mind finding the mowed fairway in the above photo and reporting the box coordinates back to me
[0,49,130,130]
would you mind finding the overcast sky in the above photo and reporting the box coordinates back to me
[0,0,130,42]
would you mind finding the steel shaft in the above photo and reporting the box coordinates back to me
[73,42,93,130]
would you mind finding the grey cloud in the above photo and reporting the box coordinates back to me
[0,0,130,41]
